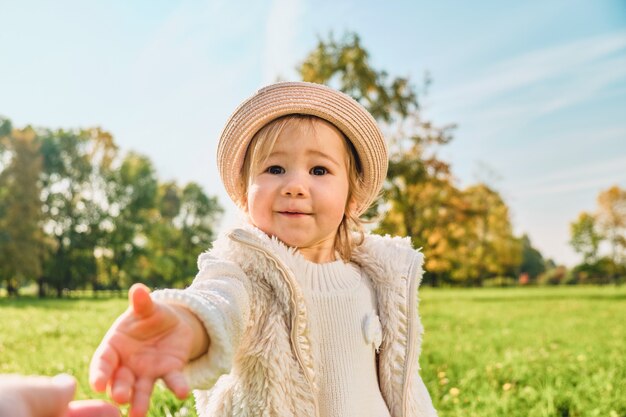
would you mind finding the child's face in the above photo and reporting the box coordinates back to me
[245,120,350,263]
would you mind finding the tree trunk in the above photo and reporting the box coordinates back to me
[7,280,18,297]
[37,277,46,298]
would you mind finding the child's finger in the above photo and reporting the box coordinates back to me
[110,366,135,405]
[129,283,154,318]
[163,371,189,399]
[89,344,119,392]
[129,377,154,417]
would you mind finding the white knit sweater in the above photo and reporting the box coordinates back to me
[152,225,438,417]
[287,253,392,417]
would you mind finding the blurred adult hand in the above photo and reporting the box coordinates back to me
[0,374,120,417]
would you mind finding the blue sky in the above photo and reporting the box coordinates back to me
[1,0,625,266]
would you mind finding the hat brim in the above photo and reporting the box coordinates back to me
[217,81,388,215]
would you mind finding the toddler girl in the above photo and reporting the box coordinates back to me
[90,82,437,417]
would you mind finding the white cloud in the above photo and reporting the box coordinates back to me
[431,33,626,165]
[508,153,626,199]
[435,30,626,112]
[515,176,626,199]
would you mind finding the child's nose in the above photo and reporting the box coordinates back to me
[281,173,308,197]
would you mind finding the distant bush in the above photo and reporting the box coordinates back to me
[483,276,517,287]
[570,257,625,285]
[537,266,568,285]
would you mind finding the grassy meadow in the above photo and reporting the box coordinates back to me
[1,286,624,417]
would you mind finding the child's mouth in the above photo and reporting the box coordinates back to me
[278,211,311,217]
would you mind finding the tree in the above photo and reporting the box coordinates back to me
[0,117,11,288]
[301,33,421,123]
[0,116,224,294]
[596,185,626,266]
[39,127,118,296]
[299,32,462,284]
[0,126,46,295]
[569,186,626,284]
[100,152,158,291]
[298,32,525,285]
[569,212,602,264]
[177,183,222,281]
[137,182,222,288]
[519,234,546,281]
[449,184,521,285]
[138,185,181,289]
[378,174,468,284]
[0,116,12,164]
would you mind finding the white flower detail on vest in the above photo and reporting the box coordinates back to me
[363,311,383,351]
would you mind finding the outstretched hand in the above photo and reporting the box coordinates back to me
[0,373,120,417]
[89,284,194,417]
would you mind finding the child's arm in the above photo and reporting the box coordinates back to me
[89,283,209,417]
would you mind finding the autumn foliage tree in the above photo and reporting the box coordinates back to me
[570,185,626,284]
[452,184,521,284]
[597,186,626,267]
[298,32,522,285]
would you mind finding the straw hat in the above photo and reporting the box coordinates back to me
[217,81,388,215]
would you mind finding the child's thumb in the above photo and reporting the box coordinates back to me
[129,283,154,318]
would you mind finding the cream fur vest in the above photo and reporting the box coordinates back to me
[158,225,437,417]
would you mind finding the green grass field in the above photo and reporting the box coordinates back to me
[1,286,624,417]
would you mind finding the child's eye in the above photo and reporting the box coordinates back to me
[266,165,285,175]
[310,166,328,176]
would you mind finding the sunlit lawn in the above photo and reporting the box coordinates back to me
[1,286,624,417]
[420,286,626,417]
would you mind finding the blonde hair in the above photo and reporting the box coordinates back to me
[239,115,366,261]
